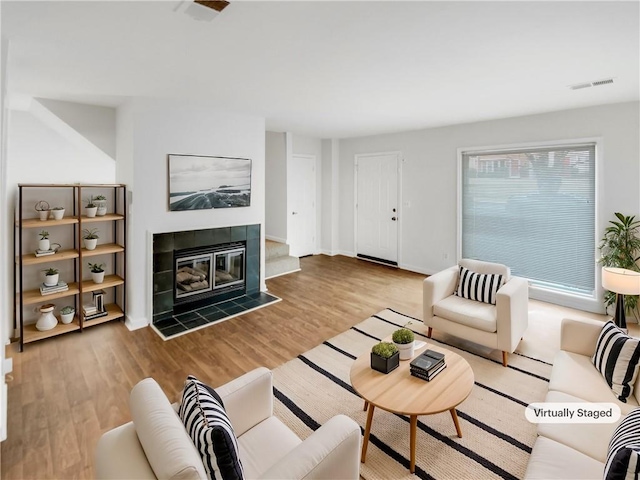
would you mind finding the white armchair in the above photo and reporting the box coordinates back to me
[423,259,529,366]
[95,367,361,479]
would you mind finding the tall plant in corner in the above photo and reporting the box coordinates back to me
[599,213,640,319]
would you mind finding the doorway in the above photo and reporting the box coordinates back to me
[289,154,316,257]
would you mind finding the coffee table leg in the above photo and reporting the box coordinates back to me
[410,415,418,474]
[450,408,463,438]
[361,403,375,463]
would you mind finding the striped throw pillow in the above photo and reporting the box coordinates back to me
[178,376,244,480]
[605,408,640,479]
[592,321,640,403]
[455,266,504,305]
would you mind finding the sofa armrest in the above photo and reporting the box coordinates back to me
[95,422,157,479]
[216,367,273,437]
[258,414,361,480]
[496,276,529,352]
[560,317,606,356]
[423,266,458,322]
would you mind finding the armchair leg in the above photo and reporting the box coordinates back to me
[427,327,432,338]
[502,351,508,367]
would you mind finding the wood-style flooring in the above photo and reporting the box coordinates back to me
[1,254,426,479]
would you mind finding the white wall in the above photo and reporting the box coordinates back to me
[119,98,266,328]
[338,101,640,310]
[265,131,287,242]
[291,133,322,253]
[0,33,9,443]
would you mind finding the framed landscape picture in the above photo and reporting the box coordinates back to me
[168,154,252,211]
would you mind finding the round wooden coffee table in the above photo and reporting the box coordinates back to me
[350,341,474,474]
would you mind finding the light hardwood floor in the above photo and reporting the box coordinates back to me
[1,255,425,479]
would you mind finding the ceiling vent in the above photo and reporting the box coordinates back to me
[569,78,615,90]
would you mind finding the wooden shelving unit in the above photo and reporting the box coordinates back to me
[14,184,127,350]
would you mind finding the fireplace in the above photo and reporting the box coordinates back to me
[174,242,246,307]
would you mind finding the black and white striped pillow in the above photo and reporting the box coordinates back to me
[592,321,640,403]
[178,376,244,480]
[455,266,504,305]
[605,408,640,479]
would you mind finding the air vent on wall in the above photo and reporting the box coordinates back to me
[569,78,615,90]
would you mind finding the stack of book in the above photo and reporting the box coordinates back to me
[40,281,69,296]
[410,349,446,381]
[83,290,107,321]
[35,248,57,258]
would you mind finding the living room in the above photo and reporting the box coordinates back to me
[1,1,639,479]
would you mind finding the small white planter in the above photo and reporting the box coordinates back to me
[51,208,65,220]
[38,239,50,251]
[60,311,75,324]
[394,341,415,361]
[85,206,98,218]
[44,273,59,286]
[39,210,50,221]
[84,238,98,250]
[91,271,105,284]
[95,199,107,216]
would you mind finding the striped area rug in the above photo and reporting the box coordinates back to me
[272,309,552,480]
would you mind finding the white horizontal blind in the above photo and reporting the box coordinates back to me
[461,143,596,295]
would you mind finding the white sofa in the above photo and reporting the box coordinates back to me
[525,317,640,479]
[95,367,361,480]
[423,259,529,366]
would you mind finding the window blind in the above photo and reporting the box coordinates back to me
[461,143,596,296]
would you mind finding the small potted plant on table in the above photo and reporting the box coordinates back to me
[371,341,400,374]
[43,267,59,286]
[35,200,50,221]
[59,306,75,324]
[93,195,107,216]
[85,199,98,218]
[88,263,105,284]
[392,327,416,360]
[51,206,65,220]
[38,230,50,251]
[82,228,99,250]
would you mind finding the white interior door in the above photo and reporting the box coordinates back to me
[289,155,316,257]
[356,153,399,265]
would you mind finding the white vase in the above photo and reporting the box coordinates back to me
[84,238,98,250]
[85,206,98,218]
[394,341,415,361]
[38,239,50,251]
[91,271,105,284]
[51,208,65,220]
[44,273,59,286]
[60,311,75,324]
[39,210,50,221]
[36,304,58,331]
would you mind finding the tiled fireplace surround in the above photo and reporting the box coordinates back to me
[152,224,261,330]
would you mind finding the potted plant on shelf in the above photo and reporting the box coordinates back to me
[392,327,416,360]
[82,228,99,250]
[599,212,640,319]
[43,267,59,286]
[51,206,65,220]
[89,263,105,284]
[85,199,98,218]
[59,305,75,324]
[38,230,50,251]
[371,341,400,374]
[35,200,50,221]
[93,195,107,216]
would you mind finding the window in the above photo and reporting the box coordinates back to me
[460,142,596,296]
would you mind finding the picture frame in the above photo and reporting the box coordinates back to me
[168,154,252,211]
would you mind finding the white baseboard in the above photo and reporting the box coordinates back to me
[125,315,149,331]
[338,250,355,258]
[398,263,437,276]
[265,235,287,244]
[320,249,338,256]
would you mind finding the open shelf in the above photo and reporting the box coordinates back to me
[22,319,81,344]
[81,213,124,223]
[81,275,124,292]
[21,282,81,305]
[20,216,79,228]
[82,243,125,257]
[83,303,125,327]
[18,248,79,266]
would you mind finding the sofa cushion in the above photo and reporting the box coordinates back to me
[524,435,604,480]
[456,266,504,305]
[593,321,640,402]
[434,295,497,333]
[129,378,207,480]
[549,350,639,415]
[605,408,640,480]
[179,376,244,480]
[537,390,622,463]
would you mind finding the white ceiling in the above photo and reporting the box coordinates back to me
[2,1,639,139]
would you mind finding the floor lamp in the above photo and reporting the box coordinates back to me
[602,267,640,331]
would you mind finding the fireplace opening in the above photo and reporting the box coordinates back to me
[174,242,246,308]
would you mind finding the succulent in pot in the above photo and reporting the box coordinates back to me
[38,230,50,251]
[43,267,59,287]
[82,228,99,251]
[370,341,400,374]
[51,206,65,220]
[88,262,105,284]
[392,327,416,361]
[35,200,50,221]
[93,195,107,216]
[85,198,98,218]
[60,305,75,324]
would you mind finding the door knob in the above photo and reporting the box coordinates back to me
[392,208,396,212]
[391,217,397,221]
[292,212,298,215]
